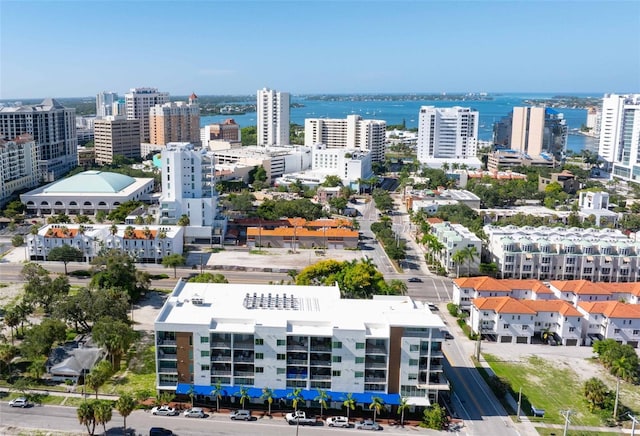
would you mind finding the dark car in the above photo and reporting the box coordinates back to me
[407,277,422,283]
[149,428,173,436]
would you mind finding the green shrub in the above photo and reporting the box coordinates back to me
[447,303,459,317]
[69,270,91,277]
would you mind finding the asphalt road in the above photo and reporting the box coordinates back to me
[0,403,444,436]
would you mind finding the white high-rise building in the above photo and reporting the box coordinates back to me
[96,91,118,118]
[159,143,227,244]
[0,98,77,181]
[416,106,479,163]
[305,115,386,162]
[257,88,289,146]
[598,94,640,180]
[0,134,38,207]
[125,87,169,143]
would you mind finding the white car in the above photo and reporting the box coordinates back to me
[326,416,350,428]
[355,420,382,431]
[183,407,205,418]
[9,397,30,408]
[151,405,178,416]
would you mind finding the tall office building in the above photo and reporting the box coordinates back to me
[0,98,77,181]
[598,94,640,180]
[149,101,201,147]
[493,107,567,161]
[417,106,479,162]
[0,134,39,207]
[96,91,119,118]
[305,115,386,162]
[125,87,169,143]
[257,88,289,146]
[94,116,141,164]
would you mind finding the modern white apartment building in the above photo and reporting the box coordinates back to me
[159,143,226,244]
[305,115,387,162]
[27,224,183,263]
[214,145,312,182]
[416,106,478,163]
[578,301,640,348]
[96,91,118,118]
[94,116,141,164]
[0,134,39,207]
[155,281,448,406]
[149,101,201,147]
[310,144,373,187]
[597,94,640,179]
[257,88,289,146]
[485,225,640,281]
[125,87,170,143]
[0,98,77,181]
[430,221,482,276]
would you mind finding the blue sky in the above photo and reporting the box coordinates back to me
[1,0,639,99]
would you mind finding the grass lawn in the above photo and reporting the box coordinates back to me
[102,333,156,396]
[484,354,602,427]
[536,429,621,436]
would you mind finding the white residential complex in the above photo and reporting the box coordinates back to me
[155,281,448,406]
[485,225,640,281]
[417,106,479,164]
[304,115,387,162]
[214,145,312,183]
[96,91,119,118]
[430,221,482,276]
[27,224,183,263]
[0,134,39,207]
[125,87,170,143]
[597,94,640,180]
[0,98,77,181]
[159,143,226,244]
[257,88,289,146]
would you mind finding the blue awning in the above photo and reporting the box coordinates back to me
[176,383,401,405]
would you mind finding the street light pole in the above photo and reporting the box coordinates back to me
[628,413,638,436]
[561,410,573,436]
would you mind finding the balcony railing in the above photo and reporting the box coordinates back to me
[157,339,177,346]
[158,367,178,374]
[310,344,331,352]
[234,356,254,363]
[364,362,387,369]
[286,344,308,351]
[211,341,232,348]
[310,375,331,381]
[365,346,386,354]
[158,353,177,360]
[211,355,232,362]
[287,359,308,365]
[233,371,255,377]
[310,359,331,366]
[365,377,387,382]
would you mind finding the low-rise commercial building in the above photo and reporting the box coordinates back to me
[155,280,448,406]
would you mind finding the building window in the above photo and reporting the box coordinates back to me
[408,373,418,380]
[356,342,365,349]
[200,336,209,343]
[255,353,264,360]
[277,354,286,360]
[355,371,364,378]
[409,359,419,366]
[355,357,365,364]
[255,367,264,373]
[614,329,621,334]
[201,364,210,371]
[503,324,510,329]
[522,325,528,330]
[633,330,639,335]
[255,338,264,345]
[332,356,342,363]
[409,344,419,352]
[277,339,286,346]
[277,368,286,375]
[332,370,341,377]
[569,327,575,332]
[200,350,210,357]
[332,341,342,349]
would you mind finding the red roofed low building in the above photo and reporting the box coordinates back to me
[453,276,555,310]
[548,280,617,306]
[578,301,640,347]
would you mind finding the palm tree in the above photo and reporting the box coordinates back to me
[94,399,112,435]
[187,384,195,408]
[115,393,135,434]
[237,385,251,409]
[397,397,410,426]
[369,396,384,422]
[77,401,96,436]
[210,381,224,412]
[342,393,356,421]
[452,251,466,278]
[261,387,274,416]
[288,388,304,412]
[462,246,479,277]
[109,224,118,236]
[314,389,329,418]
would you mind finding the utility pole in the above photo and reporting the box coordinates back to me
[560,409,573,436]
[613,377,620,421]
[516,387,522,422]
[629,413,638,436]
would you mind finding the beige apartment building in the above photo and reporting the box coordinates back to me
[94,117,141,164]
[149,99,201,147]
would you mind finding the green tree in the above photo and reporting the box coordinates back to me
[250,165,269,190]
[48,244,84,275]
[321,175,342,187]
[315,389,329,418]
[188,272,228,283]
[90,250,146,300]
[21,318,67,359]
[0,344,18,376]
[237,385,250,409]
[162,253,185,278]
[397,397,410,426]
[77,400,97,436]
[85,361,113,399]
[369,396,384,422]
[329,196,348,214]
[115,393,136,434]
[288,387,304,412]
[452,251,466,278]
[240,125,257,146]
[107,200,142,223]
[422,404,446,430]
[177,214,190,226]
[92,317,137,369]
[342,393,356,420]
[94,399,112,435]
[387,279,408,295]
[261,387,274,416]
[210,381,224,412]
[584,377,609,411]
[95,210,106,223]
[28,356,47,380]
[11,234,24,247]
[461,245,479,277]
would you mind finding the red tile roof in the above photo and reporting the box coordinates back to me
[522,299,582,317]
[578,301,640,319]
[549,280,616,295]
[473,297,537,314]
[454,276,512,292]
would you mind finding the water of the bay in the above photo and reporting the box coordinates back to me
[201,93,600,154]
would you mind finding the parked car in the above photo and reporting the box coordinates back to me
[149,428,173,436]
[151,405,178,416]
[326,416,350,427]
[285,410,317,425]
[183,407,205,418]
[355,419,382,431]
[407,277,422,283]
[8,397,30,408]
[230,409,252,420]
